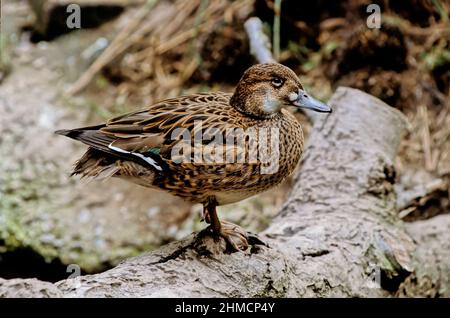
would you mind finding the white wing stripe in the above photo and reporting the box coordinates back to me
[108,143,162,171]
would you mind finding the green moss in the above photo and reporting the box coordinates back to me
[0,165,62,261]
[1,168,157,272]
[422,44,450,71]
[431,0,449,22]
[0,34,13,80]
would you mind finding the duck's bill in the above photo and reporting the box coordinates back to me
[293,92,332,113]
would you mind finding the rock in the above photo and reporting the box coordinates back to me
[0,278,62,297]
[27,0,145,40]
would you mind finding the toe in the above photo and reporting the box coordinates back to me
[247,232,268,247]
[219,221,250,252]
[223,234,247,252]
[204,221,264,252]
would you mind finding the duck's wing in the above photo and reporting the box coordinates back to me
[57,92,238,172]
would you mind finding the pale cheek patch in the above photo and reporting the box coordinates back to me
[263,94,282,113]
[288,92,299,102]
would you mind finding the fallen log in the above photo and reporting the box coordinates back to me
[54,86,414,297]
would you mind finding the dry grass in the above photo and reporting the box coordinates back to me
[69,0,254,104]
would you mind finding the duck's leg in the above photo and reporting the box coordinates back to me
[203,197,249,252]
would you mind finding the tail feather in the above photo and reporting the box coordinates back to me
[54,129,71,136]
[56,125,166,176]
[72,147,119,180]
[56,126,133,162]
[56,126,113,151]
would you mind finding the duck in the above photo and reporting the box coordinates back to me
[56,63,331,252]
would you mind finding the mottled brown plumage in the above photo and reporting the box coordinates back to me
[56,63,331,251]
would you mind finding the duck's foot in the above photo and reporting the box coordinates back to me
[208,221,267,252]
[201,197,266,253]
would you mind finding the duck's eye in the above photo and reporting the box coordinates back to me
[271,77,284,88]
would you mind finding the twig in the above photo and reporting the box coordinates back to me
[273,0,282,61]
[244,17,275,64]
[189,0,210,55]
[396,177,446,213]
[419,105,433,171]
[156,19,216,55]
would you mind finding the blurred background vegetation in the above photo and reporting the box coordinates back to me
[0,0,449,282]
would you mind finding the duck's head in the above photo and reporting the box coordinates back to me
[230,63,331,118]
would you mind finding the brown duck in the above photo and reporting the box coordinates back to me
[56,63,331,251]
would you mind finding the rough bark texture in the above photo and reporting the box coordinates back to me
[0,278,62,298]
[1,87,448,297]
[398,215,450,297]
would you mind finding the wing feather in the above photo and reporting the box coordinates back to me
[60,92,237,173]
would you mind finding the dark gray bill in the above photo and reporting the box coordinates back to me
[293,91,332,113]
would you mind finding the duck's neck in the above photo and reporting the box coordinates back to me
[230,90,247,114]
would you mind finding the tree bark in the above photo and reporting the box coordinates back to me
[398,215,450,297]
[1,87,448,297]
